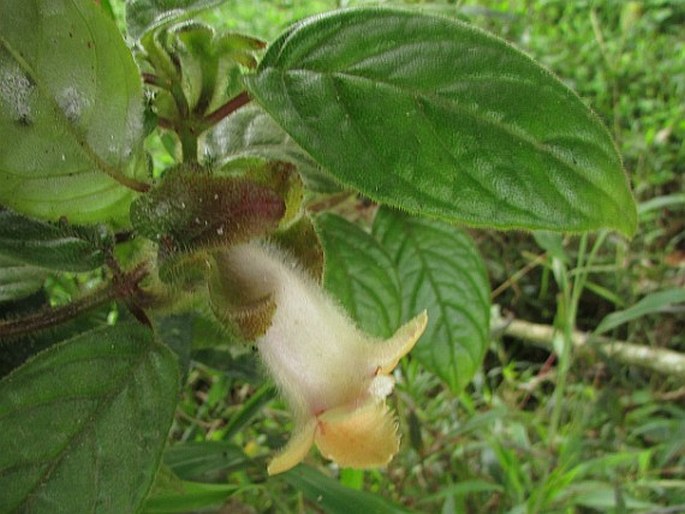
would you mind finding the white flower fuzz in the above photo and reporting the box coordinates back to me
[215,242,427,474]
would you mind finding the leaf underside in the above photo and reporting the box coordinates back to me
[0,0,146,223]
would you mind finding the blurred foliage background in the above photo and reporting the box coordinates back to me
[105,0,683,512]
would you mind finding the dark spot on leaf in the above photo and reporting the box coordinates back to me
[16,114,32,127]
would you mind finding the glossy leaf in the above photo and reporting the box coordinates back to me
[202,104,340,192]
[164,441,251,481]
[0,209,109,272]
[126,0,226,40]
[246,8,637,235]
[0,255,47,303]
[142,482,238,514]
[595,289,685,335]
[316,212,401,338]
[373,208,490,393]
[0,0,147,223]
[281,465,414,514]
[0,322,179,513]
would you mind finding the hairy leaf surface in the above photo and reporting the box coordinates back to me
[247,8,636,235]
[0,323,179,513]
[0,209,108,272]
[0,256,47,304]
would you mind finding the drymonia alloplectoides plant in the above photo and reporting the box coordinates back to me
[0,1,635,512]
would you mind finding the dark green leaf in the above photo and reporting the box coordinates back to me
[316,213,401,338]
[126,0,226,41]
[202,104,341,192]
[595,289,685,335]
[142,483,238,513]
[246,8,636,235]
[155,314,194,382]
[373,208,490,393]
[0,0,147,223]
[142,466,239,514]
[0,209,109,272]
[164,441,251,481]
[0,322,179,513]
[223,384,277,440]
[0,256,47,304]
[0,300,112,378]
[281,465,415,514]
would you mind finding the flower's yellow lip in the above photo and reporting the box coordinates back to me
[267,398,399,475]
[266,311,428,475]
[314,399,399,469]
[267,418,317,476]
[374,310,428,374]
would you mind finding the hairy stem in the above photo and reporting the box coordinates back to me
[203,91,251,127]
[0,265,149,340]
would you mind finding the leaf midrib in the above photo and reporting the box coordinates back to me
[382,217,488,367]
[0,5,148,194]
[8,338,157,513]
[254,66,625,221]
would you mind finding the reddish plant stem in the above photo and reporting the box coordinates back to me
[143,72,169,89]
[0,264,150,340]
[203,91,251,126]
[157,116,175,130]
